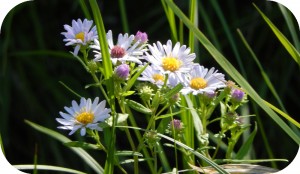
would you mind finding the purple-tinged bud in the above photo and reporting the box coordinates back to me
[170,119,183,131]
[134,31,148,43]
[115,64,130,80]
[231,89,244,102]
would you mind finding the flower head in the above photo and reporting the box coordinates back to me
[144,40,195,81]
[61,19,98,56]
[134,31,148,43]
[56,97,111,136]
[230,89,245,103]
[181,64,226,95]
[138,64,165,87]
[90,30,147,65]
[114,63,130,80]
[166,119,184,139]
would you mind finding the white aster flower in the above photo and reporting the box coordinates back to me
[181,64,226,95]
[138,64,165,87]
[56,97,111,136]
[144,40,196,81]
[61,19,98,56]
[90,30,147,65]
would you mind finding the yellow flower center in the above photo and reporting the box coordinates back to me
[152,74,164,82]
[190,77,207,90]
[76,112,94,124]
[75,32,85,41]
[162,57,181,72]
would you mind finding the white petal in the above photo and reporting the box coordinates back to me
[56,118,73,125]
[59,112,73,120]
[68,125,82,135]
[80,127,86,136]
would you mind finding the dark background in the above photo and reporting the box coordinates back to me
[0,0,299,173]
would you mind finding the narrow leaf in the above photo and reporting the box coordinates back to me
[164,83,183,99]
[115,150,143,157]
[124,63,149,91]
[184,95,203,142]
[235,122,257,159]
[254,4,300,66]
[25,120,104,173]
[64,141,101,150]
[125,99,152,115]
[14,165,86,174]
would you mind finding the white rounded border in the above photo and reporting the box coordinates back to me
[0,0,299,173]
[267,1,300,173]
[0,0,32,34]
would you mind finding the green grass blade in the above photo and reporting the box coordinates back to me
[210,0,246,77]
[278,4,300,50]
[198,2,221,51]
[79,0,92,20]
[89,0,113,79]
[237,29,300,129]
[118,0,129,33]
[163,0,300,144]
[89,5,116,169]
[188,0,197,54]
[161,0,178,41]
[14,165,86,174]
[264,100,300,128]
[254,4,300,66]
[24,120,104,173]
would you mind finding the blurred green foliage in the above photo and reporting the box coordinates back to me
[0,0,299,173]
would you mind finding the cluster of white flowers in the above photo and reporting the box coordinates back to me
[58,18,227,136]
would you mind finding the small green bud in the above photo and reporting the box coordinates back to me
[87,60,98,73]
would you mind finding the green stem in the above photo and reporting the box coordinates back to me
[117,94,138,174]
[126,106,155,173]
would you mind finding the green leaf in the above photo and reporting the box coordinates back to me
[235,122,257,159]
[121,90,135,97]
[64,141,101,150]
[125,99,152,115]
[184,95,203,142]
[14,165,86,174]
[254,4,300,66]
[106,113,129,126]
[163,0,300,144]
[124,63,149,92]
[25,120,104,173]
[164,83,183,99]
[115,150,143,157]
[151,91,161,112]
[155,110,183,120]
